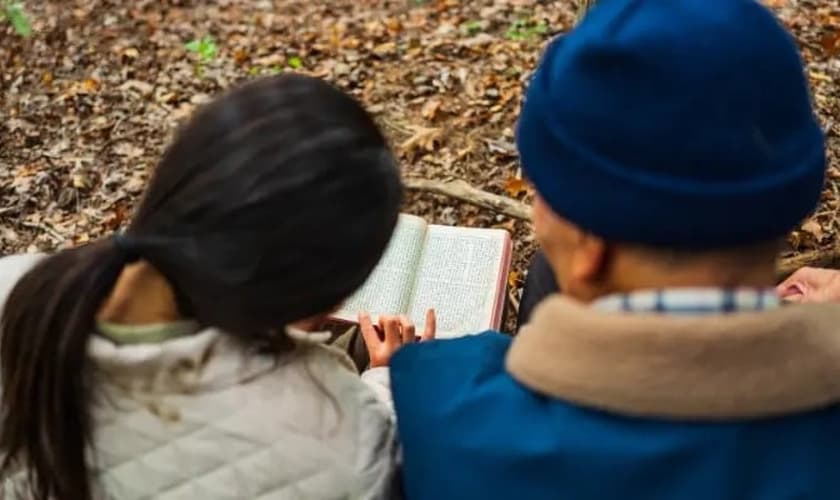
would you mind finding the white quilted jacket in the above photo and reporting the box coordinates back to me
[0,254,398,499]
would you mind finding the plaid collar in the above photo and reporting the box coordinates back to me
[593,288,780,315]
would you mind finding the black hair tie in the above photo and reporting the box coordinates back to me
[112,232,141,263]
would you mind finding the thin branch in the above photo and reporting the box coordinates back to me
[777,248,840,279]
[404,177,531,220]
[20,221,65,244]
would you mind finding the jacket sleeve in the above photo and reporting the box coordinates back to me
[353,369,402,500]
[361,367,394,413]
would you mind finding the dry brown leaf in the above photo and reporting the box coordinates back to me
[342,37,361,50]
[373,42,396,55]
[254,53,284,66]
[802,219,824,241]
[503,177,529,198]
[400,126,443,156]
[385,18,402,35]
[171,102,196,122]
[113,142,145,158]
[71,173,90,189]
[233,49,250,65]
[103,204,130,232]
[507,270,521,289]
[494,219,517,233]
[190,93,211,105]
[809,70,832,83]
[81,78,101,93]
[329,24,342,49]
[119,79,154,97]
[820,30,840,57]
[421,99,442,121]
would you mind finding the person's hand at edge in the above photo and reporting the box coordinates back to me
[777,267,840,304]
[360,309,436,368]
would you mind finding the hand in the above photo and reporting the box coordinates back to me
[359,310,436,368]
[777,267,840,304]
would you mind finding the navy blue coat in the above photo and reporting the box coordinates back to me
[391,333,840,500]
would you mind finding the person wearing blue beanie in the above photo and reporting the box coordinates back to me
[364,1,840,499]
[517,0,826,249]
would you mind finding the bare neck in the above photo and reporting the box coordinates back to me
[96,262,327,332]
[565,255,778,304]
[97,262,182,325]
[611,263,778,292]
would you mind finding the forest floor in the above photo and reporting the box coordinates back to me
[1,0,838,327]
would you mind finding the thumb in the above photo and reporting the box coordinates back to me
[358,312,381,350]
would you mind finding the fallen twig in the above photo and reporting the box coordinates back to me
[20,221,65,244]
[777,247,840,279]
[404,177,531,221]
[507,285,521,316]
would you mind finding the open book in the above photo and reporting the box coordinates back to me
[333,214,512,339]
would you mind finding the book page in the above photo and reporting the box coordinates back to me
[407,225,508,338]
[334,214,427,322]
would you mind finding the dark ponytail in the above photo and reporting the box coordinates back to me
[0,239,132,499]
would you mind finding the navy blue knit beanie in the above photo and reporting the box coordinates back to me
[517,0,826,248]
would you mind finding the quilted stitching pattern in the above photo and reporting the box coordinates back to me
[97,348,393,499]
[4,346,396,499]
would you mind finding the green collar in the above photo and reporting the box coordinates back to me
[96,320,200,345]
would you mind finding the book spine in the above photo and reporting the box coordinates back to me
[490,233,513,331]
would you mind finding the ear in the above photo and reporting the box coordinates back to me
[570,232,608,284]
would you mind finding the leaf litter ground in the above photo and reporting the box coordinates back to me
[1,0,838,330]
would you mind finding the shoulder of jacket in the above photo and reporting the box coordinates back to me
[297,340,358,372]
[276,342,389,414]
[280,342,399,498]
[392,331,512,372]
[0,253,45,276]
[389,332,516,426]
[0,253,45,311]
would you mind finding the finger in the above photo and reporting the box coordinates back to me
[381,316,402,349]
[398,316,416,343]
[421,309,436,341]
[358,312,382,349]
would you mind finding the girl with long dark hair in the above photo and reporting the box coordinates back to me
[0,74,402,499]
